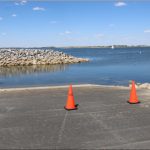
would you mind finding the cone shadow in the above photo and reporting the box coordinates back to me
[127,101,141,104]
[64,104,79,111]
[75,104,79,107]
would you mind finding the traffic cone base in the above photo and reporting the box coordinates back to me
[64,104,79,111]
[127,101,140,104]
[64,106,78,111]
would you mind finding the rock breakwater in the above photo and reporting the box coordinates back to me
[0,48,89,66]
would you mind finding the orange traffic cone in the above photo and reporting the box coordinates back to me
[64,85,78,110]
[127,80,140,104]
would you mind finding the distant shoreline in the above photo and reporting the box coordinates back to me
[0,45,150,49]
[58,45,150,49]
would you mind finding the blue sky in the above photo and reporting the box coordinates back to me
[0,1,150,47]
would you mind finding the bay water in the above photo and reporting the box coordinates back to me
[0,47,150,88]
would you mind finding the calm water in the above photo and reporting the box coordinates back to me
[0,47,150,88]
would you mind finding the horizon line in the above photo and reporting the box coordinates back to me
[0,44,150,48]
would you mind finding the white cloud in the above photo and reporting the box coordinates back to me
[14,2,19,5]
[59,30,72,35]
[109,24,115,27]
[65,30,72,34]
[14,0,27,5]
[144,29,150,33]
[114,2,127,7]
[1,32,6,36]
[95,34,104,38]
[21,0,27,4]
[0,17,3,21]
[12,14,17,17]
[59,32,63,35]
[50,21,57,24]
[21,0,27,5]
[33,7,46,11]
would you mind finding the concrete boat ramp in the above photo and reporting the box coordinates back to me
[0,84,150,149]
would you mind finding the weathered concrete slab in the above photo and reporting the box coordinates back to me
[0,86,150,149]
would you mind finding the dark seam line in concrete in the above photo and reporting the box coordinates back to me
[0,127,26,132]
[68,109,139,117]
[84,101,129,105]
[89,113,127,144]
[101,139,150,149]
[23,108,65,114]
[6,108,65,116]
[56,111,68,145]
[4,113,65,119]
[109,124,150,132]
[90,124,150,137]
[79,105,127,144]
[69,110,107,116]
[25,89,33,94]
